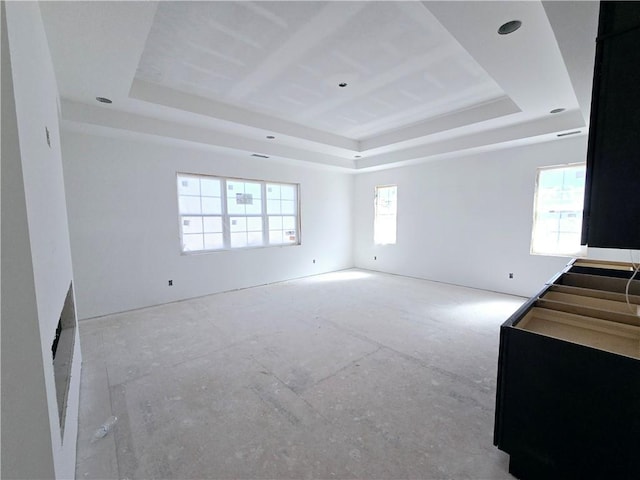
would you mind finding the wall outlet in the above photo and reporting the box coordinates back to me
[168,280,173,286]
[509,273,514,279]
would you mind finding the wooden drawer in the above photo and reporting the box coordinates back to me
[516,306,640,359]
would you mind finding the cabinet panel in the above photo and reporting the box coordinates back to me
[494,260,640,479]
[582,2,640,248]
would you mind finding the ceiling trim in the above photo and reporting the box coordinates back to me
[130,79,359,152]
[361,95,520,151]
[356,109,585,169]
[62,99,356,170]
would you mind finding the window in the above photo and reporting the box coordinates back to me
[177,173,299,253]
[374,185,397,245]
[531,164,587,256]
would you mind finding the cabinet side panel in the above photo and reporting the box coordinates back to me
[499,328,640,478]
[583,2,640,249]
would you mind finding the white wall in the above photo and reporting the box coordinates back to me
[2,2,81,479]
[61,131,355,319]
[2,4,54,477]
[354,136,637,298]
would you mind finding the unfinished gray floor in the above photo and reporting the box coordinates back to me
[76,269,524,479]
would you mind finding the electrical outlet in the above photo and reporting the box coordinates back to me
[168,280,173,286]
[509,273,514,279]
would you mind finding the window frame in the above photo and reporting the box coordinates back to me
[374,184,398,246]
[530,163,588,257]
[176,172,301,254]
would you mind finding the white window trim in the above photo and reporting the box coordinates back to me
[530,163,588,257]
[177,173,301,254]
[374,184,398,246]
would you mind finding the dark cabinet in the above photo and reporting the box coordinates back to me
[582,2,640,249]
[494,259,640,479]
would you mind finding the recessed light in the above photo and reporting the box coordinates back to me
[557,130,581,137]
[266,135,275,139]
[338,82,348,88]
[498,20,522,35]
[550,108,565,114]
[96,96,112,104]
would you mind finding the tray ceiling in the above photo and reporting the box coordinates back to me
[40,1,599,171]
[136,1,505,140]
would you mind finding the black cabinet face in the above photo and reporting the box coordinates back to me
[582,2,640,249]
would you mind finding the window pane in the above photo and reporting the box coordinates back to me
[267,199,281,214]
[201,178,221,197]
[203,217,222,233]
[181,216,203,234]
[247,217,262,231]
[282,216,296,230]
[531,165,586,256]
[204,233,223,250]
[281,200,295,215]
[269,230,283,244]
[244,182,261,197]
[227,199,245,215]
[247,231,262,246]
[182,234,204,252]
[269,216,283,230]
[266,184,281,199]
[202,197,222,214]
[281,184,295,200]
[230,217,247,232]
[375,185,397,245]
[178,176,200,196]
[178,175,299,253]
[245,201,262,215]
[375,216,397,244]
[230,232,248,248]
[227,181,244,194]
[179,196,201,215]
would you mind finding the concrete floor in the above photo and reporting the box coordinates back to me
[76,269,524,479]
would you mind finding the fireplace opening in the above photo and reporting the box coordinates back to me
[52,282,77,438]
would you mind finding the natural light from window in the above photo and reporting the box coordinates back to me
[374,185,397,245]
[531,164,587,257]
[177,173,299,253]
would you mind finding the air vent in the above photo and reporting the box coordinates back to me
[251,153,270,159]
[557,130,581,137]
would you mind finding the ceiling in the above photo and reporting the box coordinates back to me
[39,1,600,172]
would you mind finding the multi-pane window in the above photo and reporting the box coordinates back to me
[531,164,587,256]
[177,173,299,253]
[374,185,397,245]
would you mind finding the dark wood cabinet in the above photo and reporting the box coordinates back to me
[494,259,640,479]
[582,2,640,249]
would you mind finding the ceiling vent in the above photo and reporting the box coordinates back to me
[557,130,581,137]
